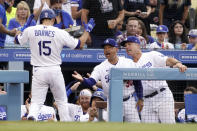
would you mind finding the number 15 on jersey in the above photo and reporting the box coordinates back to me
[38,41,51,56]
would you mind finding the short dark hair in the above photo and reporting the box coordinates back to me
[184,86,197,94]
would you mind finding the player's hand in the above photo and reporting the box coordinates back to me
[88,107,98,121]
[173,63,187,72]
[136,99,144,112]
[72,71,84,82]
[83,18,95,33]
[70,81,81,91]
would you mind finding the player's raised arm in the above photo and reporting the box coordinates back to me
[78,18,95,49]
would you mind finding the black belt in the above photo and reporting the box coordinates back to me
[144,88,166,98]
[123,96,130,102]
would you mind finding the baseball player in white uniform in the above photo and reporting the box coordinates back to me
[53,89,92,122]
[72,38,144,122]
[14,9,95,121]
[149,25,174,50]
[21,105,57,121]
[121,36,187,123]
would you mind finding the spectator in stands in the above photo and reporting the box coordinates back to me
[117,17,147,48]
[50,0,73,29]
[168,20,188,50]
[137,19,155,45]
[177,86,197,123]
[5,0,16,26]
[81,0,124,48]
[6,1,36,44]
[149,25,174,50]
[0,0,16,48]
[148,0,159,25]
[33,0,50,15]
[71,0,82,26]
[62,0,74,24]
[124,0,152,35]
[187,29,197,50]
[159,0,191,28]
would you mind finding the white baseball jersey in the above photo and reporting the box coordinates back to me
[149,41,174,50]
[134,51,169,96]
[67,103,89,122]
[90,57,135,98]
[134,51,175,123]
[16,25,78,66]
[21,105,57,121]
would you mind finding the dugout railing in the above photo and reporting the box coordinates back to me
[0,70,29,120]
[109,68,197,122]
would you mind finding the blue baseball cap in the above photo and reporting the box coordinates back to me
[120,36,141,46]
[188,29,197,38]
[102,38,118,47]
[156,25,168,33]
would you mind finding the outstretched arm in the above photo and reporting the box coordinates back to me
[72,71,97,88]
[166,58,187,72]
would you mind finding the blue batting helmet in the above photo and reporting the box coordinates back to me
[40,9,56,23]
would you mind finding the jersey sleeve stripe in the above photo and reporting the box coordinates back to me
[75,40,81,49]
[15,35,20,45]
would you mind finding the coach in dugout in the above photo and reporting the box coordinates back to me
[121,36,187,123]
[0,0,16,48]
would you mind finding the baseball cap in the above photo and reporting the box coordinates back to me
[102,38,118,47]
[79,89,92,97]
[188,29,197,38]
[40,9,56,22]
[120,36,141,46]
[156,25,168,33]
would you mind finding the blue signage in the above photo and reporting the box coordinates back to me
[0,49,197,64]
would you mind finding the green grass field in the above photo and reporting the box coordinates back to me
[0,122,197,131]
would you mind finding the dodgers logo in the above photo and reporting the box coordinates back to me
[74,115,80,121]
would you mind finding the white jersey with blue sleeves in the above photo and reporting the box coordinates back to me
[16,25,78,66]
[90,57,136,97]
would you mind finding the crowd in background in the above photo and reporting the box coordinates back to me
[0,0,197,49]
